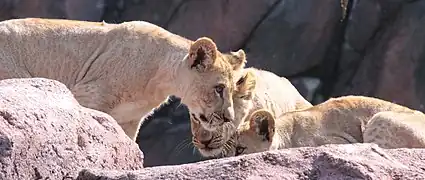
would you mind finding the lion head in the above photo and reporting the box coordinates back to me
[183,37,247,132]
[233,109,277,156]
[190,69,257,157]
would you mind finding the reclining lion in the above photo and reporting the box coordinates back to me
[232,95,425,156]
[0,18,247,141]
[190,68,313,157]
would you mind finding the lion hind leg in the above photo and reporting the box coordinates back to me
[363,111,425,149]
[71,82,114,113]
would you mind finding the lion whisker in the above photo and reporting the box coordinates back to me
[172,138,193,156]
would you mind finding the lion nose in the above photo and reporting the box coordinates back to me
[199,114,209,123]
[199,130,213,146]
[223,106,234,122]
[200,139,212,146]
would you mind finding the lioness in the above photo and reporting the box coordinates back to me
[190,68,313,157]
[232,96,425,156]
[0,18,247,141]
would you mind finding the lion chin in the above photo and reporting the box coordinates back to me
[197,147,224,158]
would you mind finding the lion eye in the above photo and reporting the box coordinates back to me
[235,146,246,156]
[214,84,225,95]
[239,95,248,99]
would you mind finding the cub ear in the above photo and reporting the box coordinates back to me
[188,37,218,72]
[248,109,275,142]
[235,70,257,100]
[228,49,247,70]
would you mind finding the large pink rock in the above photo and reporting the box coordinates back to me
[77,143,425,179]
[0,78,143,179]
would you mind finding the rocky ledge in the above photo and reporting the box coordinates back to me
[1,78,425,180]
[0,78,143,179]
[78,143,425,180]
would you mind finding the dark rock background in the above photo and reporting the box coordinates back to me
[1,0,424,167]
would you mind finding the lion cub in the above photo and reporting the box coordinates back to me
[233,96,425,156]
[191,68,313,157]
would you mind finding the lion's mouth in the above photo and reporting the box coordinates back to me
[197,147,223,157]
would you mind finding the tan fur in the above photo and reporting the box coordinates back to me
[191,68,312,157]
[363,111,425,148]
[233,95,425,156]
[0,18,247,141]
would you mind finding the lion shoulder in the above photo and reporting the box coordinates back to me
[248,68,313,114]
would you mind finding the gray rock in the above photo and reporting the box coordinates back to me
[77,143,425,180]
[166,0,278,51]
[0,0,104,21]
[289,77,321,102]
[102,0,183,26]
[0,78,143,179]
[244,0,343,76]
[332,0,425,112]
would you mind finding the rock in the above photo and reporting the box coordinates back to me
[166,0,278,51]
[289,77,321,103]
[0,0,104,21]
[101,0,277,51]
[244,0,343,76]
[64,0,105,21]
[77,143,425,180]
[0,0,14,21]
[136,96,209,167]
[332,0,425,112]
[102,0,183,26]
[0,78,143,179]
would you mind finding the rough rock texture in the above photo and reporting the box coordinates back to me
[2,0,425,166]
[0,0,104,21]
[77,143,425,180]
[244,0,343,76]
[332,0,425,112]
[0,78,143,179]
[166,0,278,51]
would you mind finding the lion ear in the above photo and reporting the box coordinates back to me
[248,109,275,142]
[235,70,256,100]
[187,37,218,72]
[228,49,246,70]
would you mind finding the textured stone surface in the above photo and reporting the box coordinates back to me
[244,0,343,76]
[0,0,104,21]
[0,78,143,179]
[77,143,425,180]
[102,0,183,26]
[332,0,425,112]
[166,0,277,51]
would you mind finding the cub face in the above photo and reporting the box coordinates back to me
[185,37,247,131]
[233,109,276,156]
[190,69,257,157]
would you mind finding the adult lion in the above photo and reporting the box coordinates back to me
[190,68,312,157]
[0,18,246,141]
